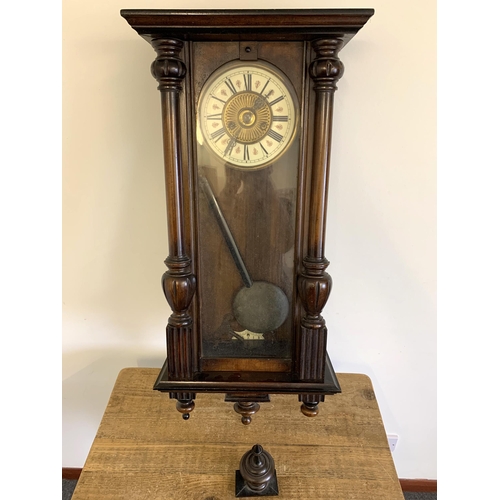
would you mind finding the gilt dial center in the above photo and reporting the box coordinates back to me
[239,109,256,127]
[223,91,272,144]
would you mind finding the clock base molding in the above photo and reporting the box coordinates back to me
[153,353,341,421]
[62,468,436,492]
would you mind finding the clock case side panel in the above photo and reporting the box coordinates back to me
[149,39,200,408]
[294,36,359,416]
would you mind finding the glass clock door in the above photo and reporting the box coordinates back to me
[194,56,301,368]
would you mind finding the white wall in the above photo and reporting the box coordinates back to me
[63,0,436,479]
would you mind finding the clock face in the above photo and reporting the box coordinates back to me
[198,61,298,169]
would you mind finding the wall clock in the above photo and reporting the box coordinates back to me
[121,10,374,428]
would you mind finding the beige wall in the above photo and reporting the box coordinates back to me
[63,0,436,479]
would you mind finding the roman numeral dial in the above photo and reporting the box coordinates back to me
[198,61,298,169]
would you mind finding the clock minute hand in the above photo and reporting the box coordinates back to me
[198,173,253,288]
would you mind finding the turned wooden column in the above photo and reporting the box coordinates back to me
[151,38,196,419]
[297,38,345,417]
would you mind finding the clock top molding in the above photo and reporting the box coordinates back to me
[121,9,374,43]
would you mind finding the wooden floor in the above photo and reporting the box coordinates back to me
[71,368,405,500]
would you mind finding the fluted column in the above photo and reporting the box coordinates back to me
[151,38,196,419]
[297,38,344,416]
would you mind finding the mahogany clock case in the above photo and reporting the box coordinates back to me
[120,10,374,412]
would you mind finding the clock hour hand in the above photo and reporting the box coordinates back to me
[223,129,241,158]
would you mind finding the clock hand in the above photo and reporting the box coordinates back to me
[251,96,267,112]
[222,126,242,157]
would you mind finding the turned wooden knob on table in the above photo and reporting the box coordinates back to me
[240,445,274,491]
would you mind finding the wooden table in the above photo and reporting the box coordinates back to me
[72,368,404,500]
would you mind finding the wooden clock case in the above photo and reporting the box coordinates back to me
[120,9,374,422]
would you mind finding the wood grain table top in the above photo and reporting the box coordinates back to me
[71,368,404,500]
